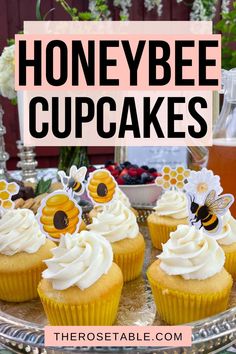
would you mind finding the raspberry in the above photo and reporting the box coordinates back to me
[151,172,159,178]
[128,168,138,177]
[87,166,96,173]
[116,177,125,185]
[111,169,119,177]
[119,168,129,177]
[106,165,114,172]
[137,168,145,176]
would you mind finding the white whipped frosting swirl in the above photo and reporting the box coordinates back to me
[154,190,188,219]
[0,209,46,256]
[115,188,131,208]
[43,231,113,290]
[87,200,138,243]
[159,225,225,280]
[93,187,131,213]
[214,211,236,246]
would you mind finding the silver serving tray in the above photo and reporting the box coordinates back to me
[0,226,236,354]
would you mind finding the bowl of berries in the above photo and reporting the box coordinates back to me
[87,161,162,206]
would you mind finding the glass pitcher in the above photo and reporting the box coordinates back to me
[207,68,236,217]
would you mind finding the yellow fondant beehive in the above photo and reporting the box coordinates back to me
[40,192,81,240]
[87,170,116,204]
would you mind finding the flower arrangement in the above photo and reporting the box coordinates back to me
[46,0,232,21]
[0,44,16,102]
[215,1,236,69]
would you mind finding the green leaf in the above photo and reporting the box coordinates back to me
[78,12,94,20]
[10,97,17,105]
[7,38,15,46]
[35,178,52,196]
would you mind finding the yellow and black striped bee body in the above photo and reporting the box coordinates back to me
[191,203,219,232]
[190,190,234,234]
[68,177,82,193]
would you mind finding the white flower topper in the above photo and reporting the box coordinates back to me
[185,168,234,235]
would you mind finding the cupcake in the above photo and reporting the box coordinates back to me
[87,200,145,282]
[38,231,123,325]
[89,187,138,219]
[147,190,188,249]
[147,225,233,325]
[0,209,55,302]
[214,211,236,279]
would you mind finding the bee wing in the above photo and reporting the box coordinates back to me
[69,165,77,178]
[74,166,87,182]
[205,190,216,208]
[58,171,68,186]
[208,194,234,215]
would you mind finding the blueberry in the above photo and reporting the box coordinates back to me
[141,165,149,170]
[149,168,157,173]
[122,174,131,181]
[141,172,149,183]
[105,160,114,167]
[123,161,131,167]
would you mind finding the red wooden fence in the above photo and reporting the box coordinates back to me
[0,0,228,169]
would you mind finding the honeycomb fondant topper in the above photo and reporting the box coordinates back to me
[86,169,117,205]
[0,180,19,213]
[155,165,190,191]
[37,166,86,242]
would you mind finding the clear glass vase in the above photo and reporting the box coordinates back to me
[208,68,236,217]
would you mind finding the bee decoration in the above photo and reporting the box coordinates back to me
[58,165,87,196]
[0,180,19,214]
[87,169,117,205]
[155,165,190,191]
[185,168,234,235]
[189,190,234,234]
[38,166,87,242]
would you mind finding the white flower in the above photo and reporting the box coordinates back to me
[221,0,230,13]
[185,168,223,203]
[114,0,132,18]
[144,0,163,16]
[0,44,16,100]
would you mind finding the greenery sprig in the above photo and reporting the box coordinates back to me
[215,1,236,69]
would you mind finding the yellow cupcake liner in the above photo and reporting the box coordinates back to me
[147,273,232,325]
[224,251,236,280]
[114,247,145,282]
[0,265,45,302]
[38,285,122,326]
[148,221,177,250]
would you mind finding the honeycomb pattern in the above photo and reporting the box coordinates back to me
[155,166,190,191]
[0,180,19,210]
